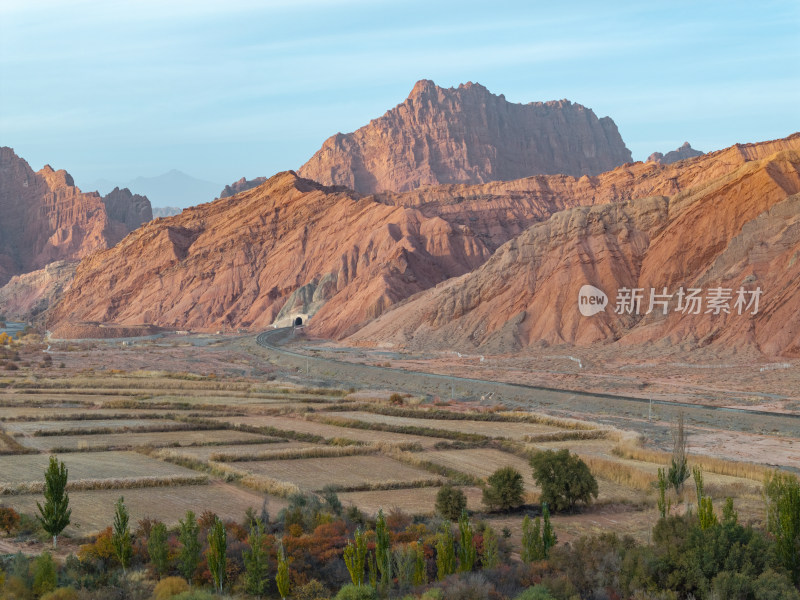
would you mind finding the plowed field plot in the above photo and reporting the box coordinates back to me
[212,415,445,447]
[3,418,189,435]
[16,428,272,452]
[0,451,198,485]
[423,449,538,487]
[339,486,484,516]
[4,482,286,535]
[324,411,565,439]
[226,455,439,492]
[0,407,186,420]
[160,441,313,461]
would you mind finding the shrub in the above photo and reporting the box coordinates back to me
[333,584,377,600]
[152,576,190,600]
[530,450,598,513]
[514,586,557,600]
[295,579,331,600]
[172,591,216,600]
[482,466,524,511]
[436,485,467,520]
[40,589,80,600]
[438,572,494,600]
[32,552,57,597]
[0,506,20,535]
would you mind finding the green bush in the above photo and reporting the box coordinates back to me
[333,584,377,600]
[530,449,598,512]
[482,466,524,511]
[32,552,57,597]
[436,484,467,520]
[514,586,557,600]
[40,589,79,600]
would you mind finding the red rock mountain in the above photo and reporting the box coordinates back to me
[348,134,800,357]
[298,80,632,194]
[219,176,268,199]
[0,147,152,286]
[647,142,704,164]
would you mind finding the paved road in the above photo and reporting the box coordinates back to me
[253,328,800,452]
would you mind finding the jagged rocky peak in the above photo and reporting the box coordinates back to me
[298,80,633,194]
[648,142,704,164]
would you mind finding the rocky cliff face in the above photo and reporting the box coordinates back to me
[0,260,77,321]
[48,172,497,336]
[348,135,800,357]
[298,80,632,194]
[0,147,152,286]
[648,142,704,164]
[219,176,268,198]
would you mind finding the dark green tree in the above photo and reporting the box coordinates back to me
[541,503,557,557]
[244,519,269,597]
[375,508,391,591]
[436,522,456,580]
[482,466,525,512]
[530,449,598,513]
[207,517,227,593]
[112,496,132,574]
[36,456,71,549]
[147,521,169,577]
[436,484,467,520]
[765,471,800,584]
[482,525,499,569]
[178,510,201,581]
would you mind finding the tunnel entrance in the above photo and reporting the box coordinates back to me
[294,317,303,326]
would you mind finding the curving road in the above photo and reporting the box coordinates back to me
[254,328,800,447]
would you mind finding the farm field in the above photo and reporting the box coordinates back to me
[15,428,271,452]
[225,454,441,492]
[323,410,566,439]
[3,417,191,435]
[4,482,284,535]
[213,414,448,447]
[0,451,200,486]
[0,346,792,548]
[338,485,484,516]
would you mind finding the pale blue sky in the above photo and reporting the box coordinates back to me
[1,0,798,190]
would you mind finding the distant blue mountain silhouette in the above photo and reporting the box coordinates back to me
[88,169,222,209]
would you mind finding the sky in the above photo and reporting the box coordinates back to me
[1,0,798,194]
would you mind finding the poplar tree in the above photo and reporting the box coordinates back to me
[207,517,227,593]
[178,510,201,581]
[112,496,132,574]
[244,520,269,597]
[36,456,71,549]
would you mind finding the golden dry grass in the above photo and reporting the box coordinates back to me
[0,451,201,486]
[3,482,285,534]
[321,411,564,439]
[217,454,441,493]
[339,486,484,517]
[16,428,271,452]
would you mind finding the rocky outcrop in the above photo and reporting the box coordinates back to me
[219,176,268,198]
[0,147,152,285]
[299,80,632,194]
[348,135,800,357]
[0,261,77,321]
[47,172,496,336]
[648,142,704,164]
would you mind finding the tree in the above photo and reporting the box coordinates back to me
[521,515,544,562]
[436,522,456,580]
[667,412,690,495]
[541,503,557,557]
[457,509,476,572]
[765,471,800,584]
[147,521,169,577]
[698,496,717,530]
[413,540,427,585]
[530,449,598,513]
[343,527,368,586]
[36,456,71,549]
[276,540,291,600]
[0,506,20,535]
[207,517,227,593]
[32,552,57,597]
[244,519,269,597]
[481,525,499,569]
[112,496,132,574]
[436,484,467,520]
[375,509,391,591]
[656,467,670,519]
[178,510,201,581]
[483,466,525,511]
